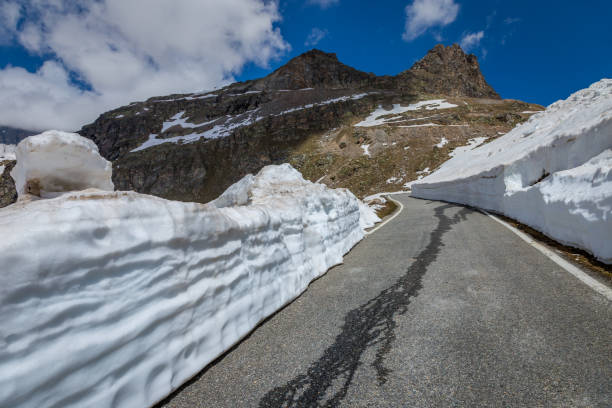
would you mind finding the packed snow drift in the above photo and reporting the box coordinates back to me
[411,79,612,263]
[0,133,378,408]
[10,130,113,199]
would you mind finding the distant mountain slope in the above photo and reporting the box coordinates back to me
[0,126,37,145]
[75,44,519,205]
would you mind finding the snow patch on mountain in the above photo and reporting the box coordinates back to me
[276,93,369,116]
[355,99,458,127]
[411,79,612,263]
[132,108,263,152]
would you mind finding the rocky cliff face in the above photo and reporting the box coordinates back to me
[401,44,499,98]
[2,44,518,207]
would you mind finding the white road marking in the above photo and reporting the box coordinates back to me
[482,210,612,301]
[366,196,404,236]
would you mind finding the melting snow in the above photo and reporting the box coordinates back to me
[132,109,262,152]
[276,93,369,116]
[355,99,458,127]
[435,138,448,148]
[397,123,442,128]
[448,137,488,158]
[361,144,371,157]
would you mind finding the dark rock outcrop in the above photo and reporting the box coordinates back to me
[0,161,17,208]
[248,49,374,90]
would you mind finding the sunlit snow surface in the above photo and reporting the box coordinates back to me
[0,162,378,408]
[412,79,612,262]
[355,99,458,127]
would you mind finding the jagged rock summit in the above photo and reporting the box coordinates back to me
[248,49,373,90]
[231,44,499,98]
[405,44,499,99]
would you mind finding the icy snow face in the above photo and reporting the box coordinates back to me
[355,99,458,127]
[0,163,376,408]
[10,131,113,199]
[412,79,612,262]
[0,143,16,161]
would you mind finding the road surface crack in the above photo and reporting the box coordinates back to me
[259,203,470,407]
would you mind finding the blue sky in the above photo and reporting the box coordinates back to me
[0,0,610,131]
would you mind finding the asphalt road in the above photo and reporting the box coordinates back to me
[158,195,612,407]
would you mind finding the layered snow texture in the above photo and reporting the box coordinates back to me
[0,163,375,408]
[412,79,612,263]
[10,131,113,199]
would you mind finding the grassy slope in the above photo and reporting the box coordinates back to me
[287,95,544,198]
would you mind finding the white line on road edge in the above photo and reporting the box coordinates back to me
[482,210,612,301]
[366,196,404,236]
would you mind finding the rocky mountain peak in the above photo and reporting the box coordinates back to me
[252,49,373,90]
[405,44,500,99]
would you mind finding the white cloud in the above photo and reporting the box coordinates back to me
[0,0,289,131]
[0,2,21,44]
[307,0,339,8]
[403,0,459,41]
[305,28,328,47]
[459,30,484,51]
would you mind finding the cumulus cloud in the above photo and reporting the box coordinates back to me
[307,0,340,8]
[305,28,328,47]
[403,0,459,41]
[459,30,484,51]
[0,0,289,131]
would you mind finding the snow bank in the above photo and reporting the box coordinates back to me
[0,143,15,161]
[0,162,376,408]
[10,130,113,199]
[412,79,612,262]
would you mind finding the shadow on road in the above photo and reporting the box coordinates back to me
[259,203,471,407]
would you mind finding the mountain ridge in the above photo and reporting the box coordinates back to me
[226,44,499,98]
[2,44,542,208]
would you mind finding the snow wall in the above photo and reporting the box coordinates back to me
[412,79,612,263]
[10,130,114,199]
[0,136,378,407]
